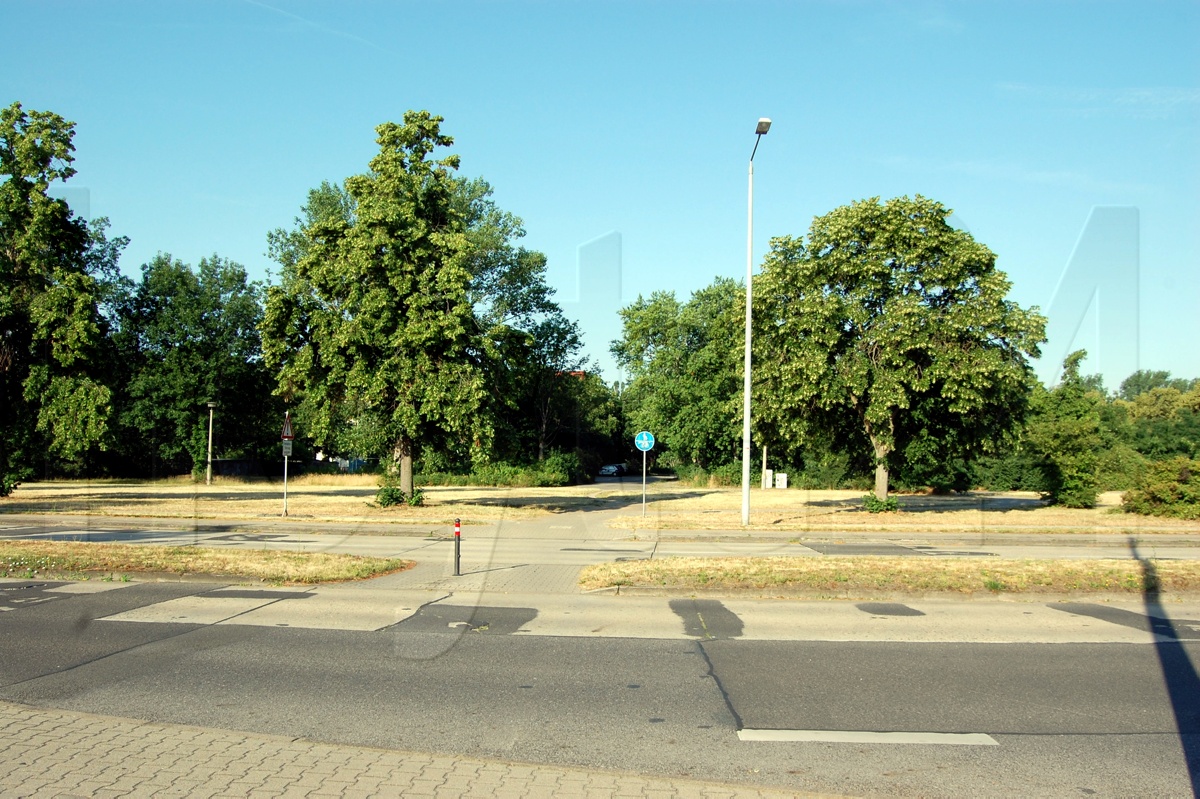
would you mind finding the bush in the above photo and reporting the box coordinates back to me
[1123,457,1200,520]
[375,473,424,507]
[671,464,708,486]
[862,493,900,513]
[542,452,585,485]
[375,484,407,507]
[1095,444,1148,491]
[793,453,850,490]
[707,462,743,487]
[971,451,1048,492]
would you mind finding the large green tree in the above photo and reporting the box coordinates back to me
[261,112,488,494]
[1024,351,1103,507]
[753,195,1046,500]
[0,103,123,492]
[266,149,604,477]
[613,278,743,469]
[113,253,278,475]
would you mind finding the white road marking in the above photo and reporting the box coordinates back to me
[738,729,998,745]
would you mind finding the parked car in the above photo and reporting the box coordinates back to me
[598,463,627,477]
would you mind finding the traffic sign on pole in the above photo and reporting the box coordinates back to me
[281,412,294,440]
[635,431,654,517]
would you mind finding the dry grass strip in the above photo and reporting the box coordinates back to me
[579,556,1200,595]
[0,541,412,585]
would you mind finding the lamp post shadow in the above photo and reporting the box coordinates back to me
[1130,537,1200,795]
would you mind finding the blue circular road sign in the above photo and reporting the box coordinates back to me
[635,431,655,452]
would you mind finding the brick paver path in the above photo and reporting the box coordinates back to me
[0,701,835,798]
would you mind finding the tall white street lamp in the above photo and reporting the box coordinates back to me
[742,117,771,526]
[206,402,218,486]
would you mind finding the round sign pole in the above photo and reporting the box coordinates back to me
[634,431,655,519]
[642,448,647,517]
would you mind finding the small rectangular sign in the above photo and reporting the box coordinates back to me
[282,440,293,457]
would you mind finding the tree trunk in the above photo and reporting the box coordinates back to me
[393,436,414,496]
[869,436,890,501]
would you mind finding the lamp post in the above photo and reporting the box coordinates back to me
[206,402,218,486]
[742,117,771,526]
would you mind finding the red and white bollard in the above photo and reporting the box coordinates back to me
[454,518,461,576]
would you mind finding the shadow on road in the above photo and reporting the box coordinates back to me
[1131,537,1200,794]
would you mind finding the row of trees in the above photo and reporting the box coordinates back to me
[614,196,1198,510]
[1,104,622,495]
[5,101,1194,513]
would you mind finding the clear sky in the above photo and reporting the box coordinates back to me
[7,0,1198,389]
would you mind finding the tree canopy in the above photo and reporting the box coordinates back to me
[753,195,1046,499]
[612,279,743,469]
[0,102,125,493]
[113,253,278,475]
[261,111,489,494]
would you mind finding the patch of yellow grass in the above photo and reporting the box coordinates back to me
[0,480,616,525]
[579,556,1200,595]
[0,541,412,585]
[612,488,1200,533]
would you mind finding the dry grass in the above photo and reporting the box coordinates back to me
[0,540,412,585]
[4,480,1198,535]
[0,479,618,525]
[579,556,1200,596]
[614,488,1200,534]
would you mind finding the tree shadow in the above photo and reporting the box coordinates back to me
[1130,536,1200,793]
[802,491,1048,513]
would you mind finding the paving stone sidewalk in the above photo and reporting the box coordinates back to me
[0,701,837,799]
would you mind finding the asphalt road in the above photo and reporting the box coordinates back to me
[2,580,1198,797]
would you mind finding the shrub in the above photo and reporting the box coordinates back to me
[794,453,850,490]
[970,451,1048,492]
[862,493,900,513]
[707,462,743,487]
[542,452,585,485]
[375,484,407,507]
[1095,444,1148,491]
[1122,457,1200,520]
[375,472,424,507]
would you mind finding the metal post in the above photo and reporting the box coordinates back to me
[454,518,461,576]
[741,156,754,526]
[741,118,770,527]
[206,404,215,486]
[282,455,288,517]
[642,449,647,518]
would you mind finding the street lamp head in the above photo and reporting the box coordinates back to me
[756,118,772,135]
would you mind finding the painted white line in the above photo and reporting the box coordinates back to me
[738,729,999,746]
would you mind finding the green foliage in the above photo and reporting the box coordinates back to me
[1122,457,1200,520]
[862,493,900,513]
[469,460,574,487]
[754,195,1046,501]
[1,102,125,491]
[793,452,852,490]
[375,484,407,507]
[375,473,424,507]
[1095,443,1148,492]
[1024,351,1102,508]
[613,279,743,469]
[261,111,489,496]
[112,254,279,475]
[971,451,1048,492]
[1131,408,1200,460]
[1119,369,1193,401]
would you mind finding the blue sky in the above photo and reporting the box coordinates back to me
[7,0,1198,389]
